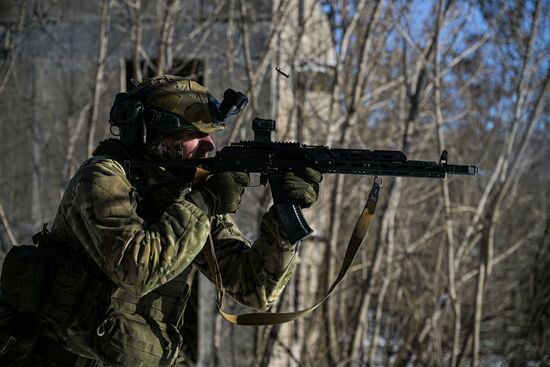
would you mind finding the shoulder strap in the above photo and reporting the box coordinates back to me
[202,178,382,325]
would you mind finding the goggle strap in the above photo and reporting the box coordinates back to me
[145,109,197,132]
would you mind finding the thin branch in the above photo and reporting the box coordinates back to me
[0,199,18,253]
[86,0,111,156]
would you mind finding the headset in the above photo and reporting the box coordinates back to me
[109,84,248,146]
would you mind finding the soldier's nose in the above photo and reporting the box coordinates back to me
[200,135,216,152]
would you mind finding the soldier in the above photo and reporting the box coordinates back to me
[0,75,322,366]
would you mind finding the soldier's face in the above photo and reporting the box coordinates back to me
[159,131,216,160]
[147,130,216,160]
[175,132,216,159]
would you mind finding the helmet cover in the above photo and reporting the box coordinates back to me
[137,75,224,135]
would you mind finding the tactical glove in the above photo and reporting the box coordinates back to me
[283,167,323,208]
[186,172,250,216]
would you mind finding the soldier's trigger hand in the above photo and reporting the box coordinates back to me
[186,171,250,216]
[283,167,323,208]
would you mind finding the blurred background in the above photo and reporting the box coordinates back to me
[0,0,549,366]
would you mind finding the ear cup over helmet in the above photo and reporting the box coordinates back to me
[109,92,145,145]
[109,93,143,126]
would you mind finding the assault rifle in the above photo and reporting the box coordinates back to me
[126,118,478,244]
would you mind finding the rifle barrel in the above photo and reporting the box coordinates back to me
[445,164,478,175]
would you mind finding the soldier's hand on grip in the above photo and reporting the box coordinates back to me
[187,171,250,216]
[283,167,323,208]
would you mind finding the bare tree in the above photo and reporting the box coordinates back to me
[1,1,549,366]
[86,0,111,156]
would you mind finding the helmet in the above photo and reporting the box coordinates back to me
[110,75,247,145]
[138,75,225,135]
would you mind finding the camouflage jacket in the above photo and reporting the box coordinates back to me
[44,140,298,358]
[51,139,298,305]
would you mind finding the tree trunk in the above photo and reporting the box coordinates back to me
[86,0,111,156]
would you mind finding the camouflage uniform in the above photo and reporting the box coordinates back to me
[53,139,297,308]
[0,139,298,366]
[0,76,316,366]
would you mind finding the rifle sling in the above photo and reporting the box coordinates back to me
[202,179,382,326]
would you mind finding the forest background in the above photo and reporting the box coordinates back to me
[0,0,548,366]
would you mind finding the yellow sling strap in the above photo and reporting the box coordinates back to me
[203,178,382,325]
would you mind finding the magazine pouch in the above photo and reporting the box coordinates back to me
[93,310,182,367]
